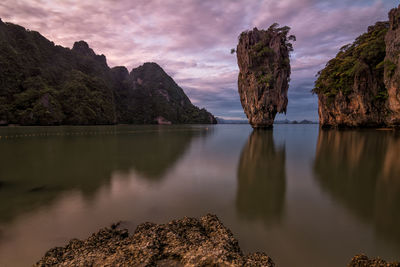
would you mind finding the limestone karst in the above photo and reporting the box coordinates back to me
[313,5,400,128]
[236,24,295,129]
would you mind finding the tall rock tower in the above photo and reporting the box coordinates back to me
[236,24,295,129]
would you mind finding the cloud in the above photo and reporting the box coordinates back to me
[0,0,398,120]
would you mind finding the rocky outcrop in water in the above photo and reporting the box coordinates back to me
[314,5,400,128]
[349,255,399,267]
[236,24,294,129]
[34,214,399,267]
[35,214,274,266]
[0,20,216,125]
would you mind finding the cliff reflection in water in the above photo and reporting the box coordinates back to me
[313,130,400,243]
[236,130,286,224]
[0,126,211,223]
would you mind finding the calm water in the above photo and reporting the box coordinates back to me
[0,124,399,267]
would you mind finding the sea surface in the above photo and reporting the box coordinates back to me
[0,124,399,267]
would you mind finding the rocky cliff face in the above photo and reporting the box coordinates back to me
[314,22,389,128]
[35,214,274,266]
[385,6,400,125]
[236,25,294,128]
[0,20,216,125]
[314,5,400,128]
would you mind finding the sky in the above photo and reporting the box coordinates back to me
[0,0,398,121]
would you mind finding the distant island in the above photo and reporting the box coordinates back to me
[216,117,317,124]
[0,19,216,126]
[275,119,318,124]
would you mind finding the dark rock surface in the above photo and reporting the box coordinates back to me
[35,214,274,266]
[0,20,216,125]
[236,25,294,129]
[348,254,399,267]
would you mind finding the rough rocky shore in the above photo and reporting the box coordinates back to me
[35,214,274,266]
[349,255,399,267]
[35,214,399,267]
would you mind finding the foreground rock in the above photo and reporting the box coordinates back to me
[35,214,274,266]
[349,254,399,267]
[314,5,400,128]
[236,24,295,129]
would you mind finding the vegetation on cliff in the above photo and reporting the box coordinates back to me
[312,14,400,128]
[247,24,294,90]
[313,22,389,101]
[0,19,216,125]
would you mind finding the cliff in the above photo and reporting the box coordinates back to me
[314,5,400,128]
[0,20,216,125]
[35,214,274,266]
[236,24,294,129]
[384,6,400,125]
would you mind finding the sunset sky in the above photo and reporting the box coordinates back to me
[0,0,397,121]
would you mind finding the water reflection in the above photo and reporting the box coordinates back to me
[0,126,211,223]
[236,130,286,224]
[313,129,400,243]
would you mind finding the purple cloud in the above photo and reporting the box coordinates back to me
[0,0,397,120]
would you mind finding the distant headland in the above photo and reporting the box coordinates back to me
[0,19,216,126]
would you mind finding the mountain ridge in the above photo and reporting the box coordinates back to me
[0,19,216,125]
